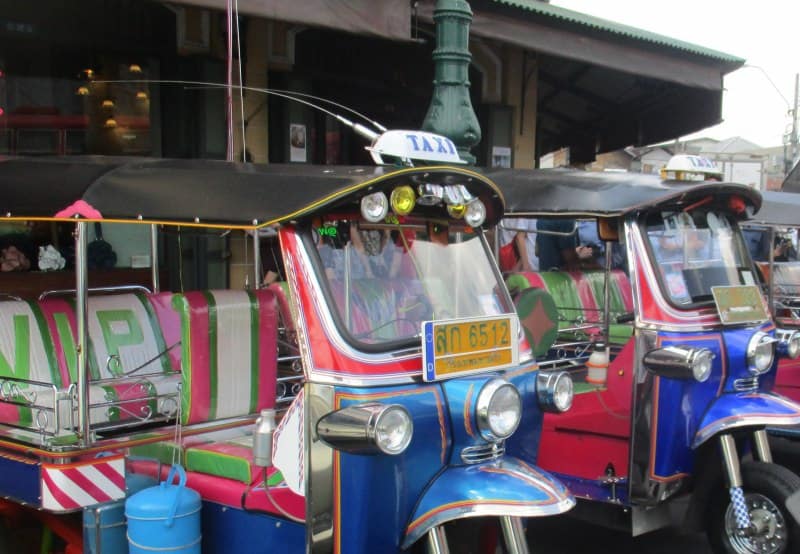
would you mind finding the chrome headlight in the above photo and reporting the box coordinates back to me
[643,346,715,382]
[316,403,413,455]
[536,371,574,413]
[464,199,487,228]
[747,331,775,375]
[777,329,800,360]
[360,191,389,222]
[476,379,522,441]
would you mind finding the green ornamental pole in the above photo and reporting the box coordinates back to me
[422,0,481,164]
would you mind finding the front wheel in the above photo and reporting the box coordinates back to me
[708,461,800,554]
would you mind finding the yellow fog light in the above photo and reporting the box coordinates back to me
[447,204,466,219]
[390,186,416,215]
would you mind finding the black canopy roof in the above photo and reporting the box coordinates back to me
[782,161,800,193]
[0,157,504,228]
[747,191,800,227]
[483,168,761,217]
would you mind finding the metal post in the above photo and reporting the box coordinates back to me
[719,434,742,488]
[753,429,773,463]
[422,0,481,164]
[792,73,798,171]
[500,516,530,554]
[426,526,450,554]
[75,221,91,445]
[150,224,160,293]
[768,227,776,318]
[603,240,612,345]
[253,230,262,289]
[344,244,351,328]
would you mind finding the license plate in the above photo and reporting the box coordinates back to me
[422,315,519,382]
[711,285,768,325]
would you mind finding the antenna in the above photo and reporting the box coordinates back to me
[93,79,383,142]
[91,79,464,166]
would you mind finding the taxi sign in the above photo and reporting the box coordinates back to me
[711,285,769,325]
[422,314,519,381]
[366,130,466,166]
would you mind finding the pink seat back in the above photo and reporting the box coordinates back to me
[172,289,278,424]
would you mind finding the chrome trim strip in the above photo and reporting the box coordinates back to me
[461,441,505,464]
[308,383,334,554]
[402,497,575,550]
[693,413,800,448]
[733,376,759,392]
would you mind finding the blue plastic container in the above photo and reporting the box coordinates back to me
[125,465,202,553]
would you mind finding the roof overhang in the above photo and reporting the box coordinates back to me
[162,0,411,40]
[418,1,744,162]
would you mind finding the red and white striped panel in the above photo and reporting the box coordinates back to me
[41,455,126,511]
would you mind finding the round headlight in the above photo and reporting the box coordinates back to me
[360,191,389,223]
[417,184,444,206]
[536,371,574,413]
[778,330,800,360]
[690,349,714,382]
[747,331,775,375]
[464,199,487,228]
[372,405,413,455]
[390,185,416,216]
[789,333,800,359]
[476,379,522,441]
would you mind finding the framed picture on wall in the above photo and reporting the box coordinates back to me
[290,123,307,162]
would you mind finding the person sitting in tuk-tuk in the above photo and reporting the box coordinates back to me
[577,220,626,271]
[499,217,538,272]
[537,219,581,270]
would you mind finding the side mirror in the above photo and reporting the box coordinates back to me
[598,218,619,242]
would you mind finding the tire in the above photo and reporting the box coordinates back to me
[707,461,800,554]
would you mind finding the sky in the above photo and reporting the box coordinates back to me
[552,1,798,148]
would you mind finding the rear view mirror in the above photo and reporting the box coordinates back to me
[598,218,619,242]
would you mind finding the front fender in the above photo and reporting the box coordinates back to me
[401,457,573,549]
[693,392,800,448]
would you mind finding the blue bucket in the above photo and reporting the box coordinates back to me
[125,465,201,553]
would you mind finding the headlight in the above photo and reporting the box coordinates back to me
[316,403,413,455]
[476,379,522,441]
[747,331,775,375]
[643,346,715,382]
[464,199,487,228]
[360,191,389,222]
[536,371,574,413]
[690,349,714,382]
[777,329,800,360]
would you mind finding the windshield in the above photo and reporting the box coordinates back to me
[642,209,754,306]
[310,219,513,348]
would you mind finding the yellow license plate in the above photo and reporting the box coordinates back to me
[422,315,519,381]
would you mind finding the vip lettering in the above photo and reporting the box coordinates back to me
[316,226,338,237]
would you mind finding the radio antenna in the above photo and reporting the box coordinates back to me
[91,79,465,167]
[92,79,383,142]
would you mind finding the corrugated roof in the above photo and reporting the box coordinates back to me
[492,0,745,64]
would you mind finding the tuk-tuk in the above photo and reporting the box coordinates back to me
[743,191,800,428]
[486,167,800,554]
[0,151,574,553]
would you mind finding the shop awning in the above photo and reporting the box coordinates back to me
[417,0,744,162]
[165,0,411,40]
